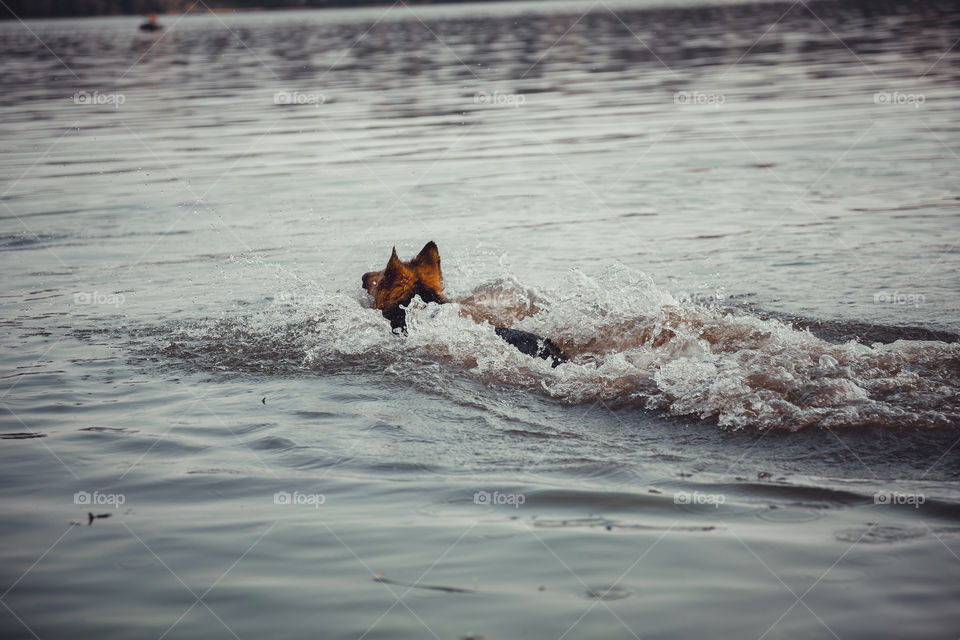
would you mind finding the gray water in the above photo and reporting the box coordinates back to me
[1,1,959,638]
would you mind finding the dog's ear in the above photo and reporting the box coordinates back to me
[375,247,414,305]
[409,241,445,302]
[378,248,410,291]
[410,241,441,269]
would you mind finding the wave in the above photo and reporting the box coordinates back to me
[142,265,960,431]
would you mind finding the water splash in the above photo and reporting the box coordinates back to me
[148,266,960,431]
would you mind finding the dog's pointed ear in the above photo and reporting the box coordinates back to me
[410,241,441,271]
[378,247,409,290]
[410,241,444,301]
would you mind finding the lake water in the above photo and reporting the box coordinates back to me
[1,0,959,638]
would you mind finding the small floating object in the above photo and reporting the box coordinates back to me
[139,13,163,32]
[87,512,112,525]
[583,585,631,601]
[374,572,474,594]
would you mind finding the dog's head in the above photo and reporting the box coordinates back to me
[362,241,447,330]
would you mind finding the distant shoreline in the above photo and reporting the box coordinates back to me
[3,0,537,21]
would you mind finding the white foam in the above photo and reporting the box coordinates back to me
[193,266,959,430]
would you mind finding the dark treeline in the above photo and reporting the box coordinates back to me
[1,0,502,19]
[2,0,185,17]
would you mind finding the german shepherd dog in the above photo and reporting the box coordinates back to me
[362,242,568,367]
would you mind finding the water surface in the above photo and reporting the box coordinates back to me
[1,1,959,638]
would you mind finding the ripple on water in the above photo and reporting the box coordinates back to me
[754,504,829,523]
[582,585,632,601]
[835,524,960,544]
